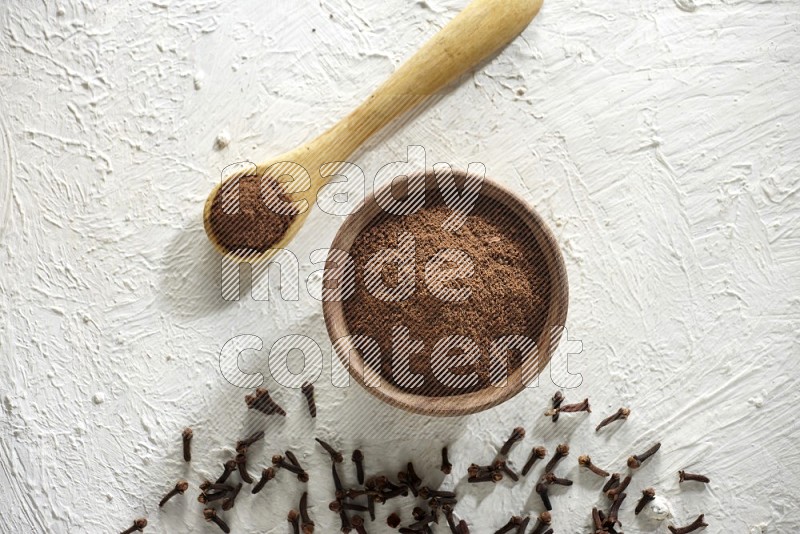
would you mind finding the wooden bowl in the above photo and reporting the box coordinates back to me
[322,169,568,417]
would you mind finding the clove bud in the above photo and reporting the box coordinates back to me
[203,509,230,533]
[441,446,453,475]
[530,511,552,534]
[544,398,590,416]
[120,518,147,534]
[521,446,547,477]
[595,407,630,432]
[628,442,661,469]
[301,382,316,418]
[499,427,526,457]
[544,443,569,474]
[635,487,656,515]
[159,480,189,507]
[251,467,276,494]
[315,438,343,463]
[578,455,609,477]
[299,491,315,533]
[679,470,710,484]
[245,388,286,416]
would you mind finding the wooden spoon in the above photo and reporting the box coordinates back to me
[203,0,544,259]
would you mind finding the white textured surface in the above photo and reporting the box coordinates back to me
[1,0,799,533]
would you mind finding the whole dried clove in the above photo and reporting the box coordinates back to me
[288,510,301,534]
[530,511,552,534]
[628,442,661,469]
[352,449,365,484]
[522,446,547,476]
[535,481,552,511]
[221,483,242,511]
[561,398,591,412]
[301,382,316,418]
[668,514,708,534]
[679,470,710,484]
[595,407,631,432]
[216,459,237,484]
[499,427,525,457]
[515,515,530,533]
[203,509,230,533]
[544,443,570,473]
[635,487,656,515]
[245,388,286,416]
[236,430,265,452]
[607,474,632,500]
[315,438,343,463]
[551,391,564,422]
[235,452,254,483]
[578,455,610,477]
[441,446,453,475]
[182,427,193,462]
[545,398,590,416]
[159,480,189,507]
[272,454,309,482]
[457,519,471,533]
[261,388,287,415]
[607,492,627,526]
[120,518,147,534]
[252,467,276,494]
[299,491,315,533]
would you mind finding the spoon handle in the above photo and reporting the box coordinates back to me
[301,0,544,174]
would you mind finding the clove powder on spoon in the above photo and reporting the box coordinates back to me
[342,185,553,397]
[207,175,298,253]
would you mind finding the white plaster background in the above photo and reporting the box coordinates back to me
[1,0,798,532]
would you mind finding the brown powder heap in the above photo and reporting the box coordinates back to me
[208,175,298,253]
[342,193,552,397]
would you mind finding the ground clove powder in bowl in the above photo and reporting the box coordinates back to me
[340,181,554,398]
